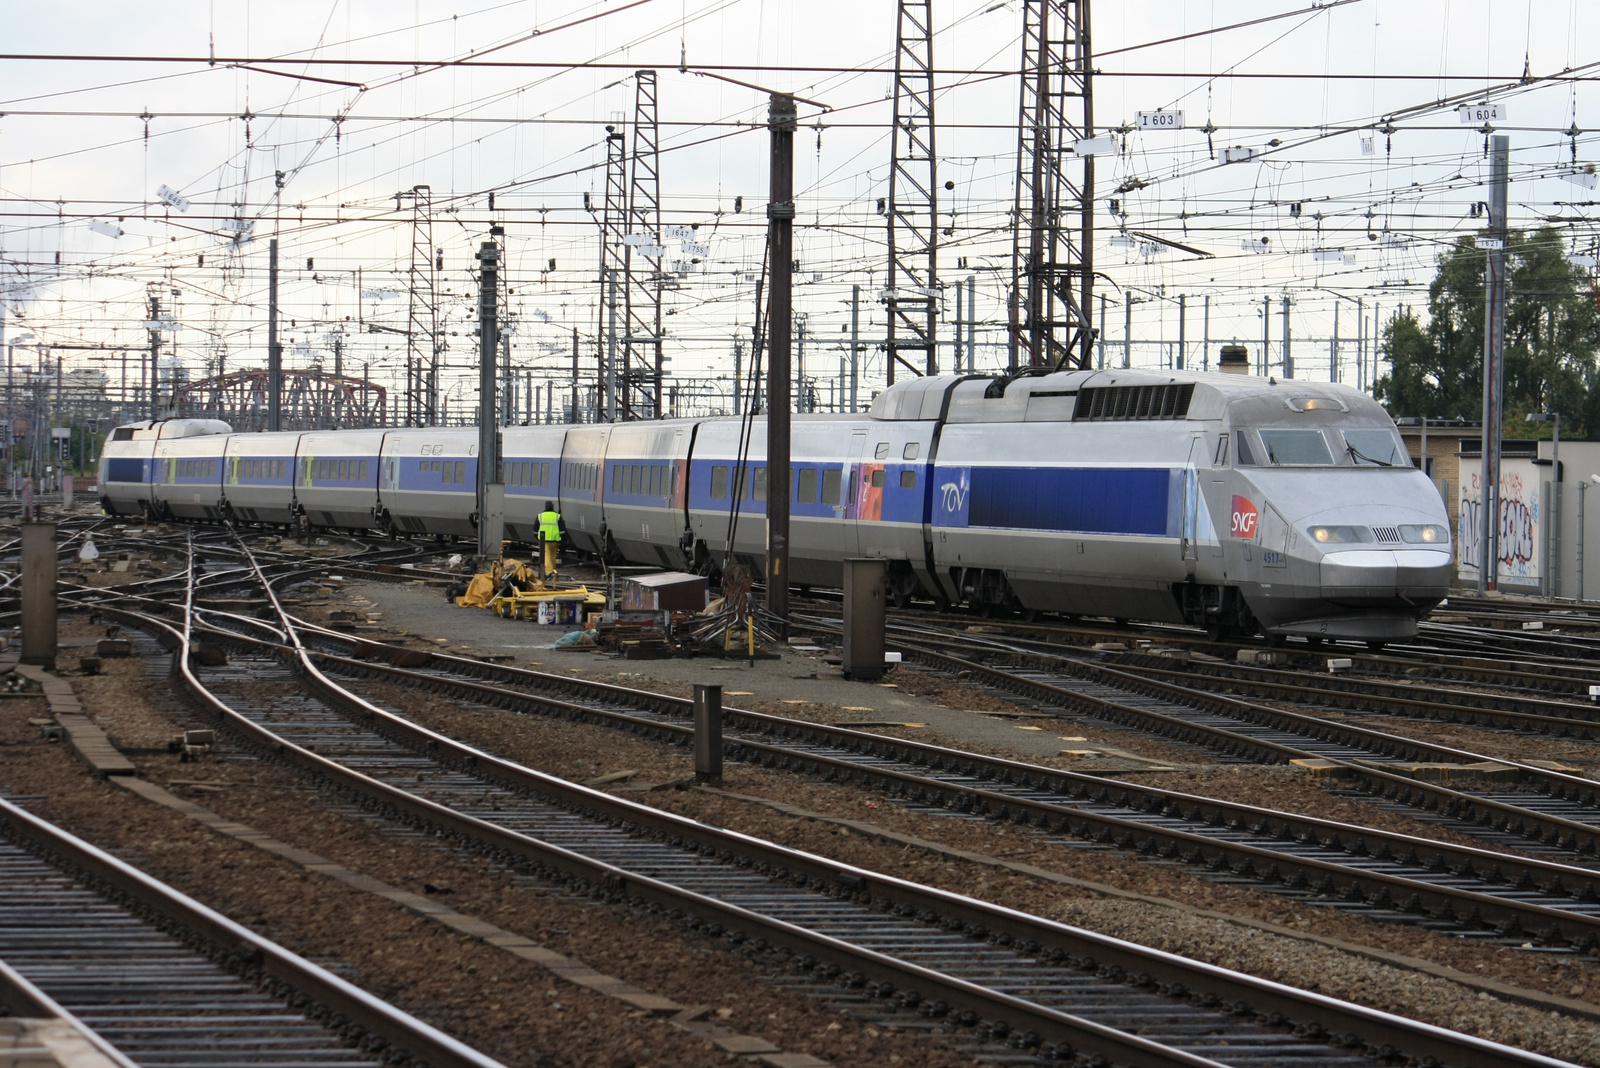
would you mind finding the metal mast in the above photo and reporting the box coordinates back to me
[399,185,438,425]
[885,0,938,385]
[625,71,665,419]
[1010,0,1096,371]
[597,125,629,422]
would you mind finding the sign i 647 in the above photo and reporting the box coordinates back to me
[1136,110,1184,130]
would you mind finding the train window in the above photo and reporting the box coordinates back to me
[454,461,466,484]
[1343,429,1405,467]
[441,461,451,484]
[631,465,641,495]
[821,468,841,506]
[360,461,368,481]
[874,442,890,459]
[112,428,134,441]
[541,462,550,486]
[1258,429,1333,466]
[1234,431,1258,466]
[1213,434,1229,467]
[612,466,623,492]
[711,465,729,499]
[900,470,917,489]
[753,467,768,502]
[209,461,216,478]
[871,469,886,488]
[797,468,818,504]
[902,443,920,460]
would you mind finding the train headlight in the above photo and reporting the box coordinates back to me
[1399,524,1448,544]
[1307,525,1367,544]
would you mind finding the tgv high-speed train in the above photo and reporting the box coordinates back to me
[99,368,1453,645]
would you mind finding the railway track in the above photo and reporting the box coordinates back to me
[821,619,1600,851]
[0,793,505,1068]
[287,614,1600,953]
[91,532,1584,1068]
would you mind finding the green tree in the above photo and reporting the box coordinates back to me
[1373,226,1600,435]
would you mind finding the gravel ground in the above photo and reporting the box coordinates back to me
[9,627,986,1068]
[27,574,1600,1064]
[350,673,1600,1064]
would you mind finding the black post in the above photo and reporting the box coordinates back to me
[693,683,723,782]
[147,292,161,421]
[766,93,796,631]
[267,238,281,431]
[476,230,502,556]
[571,327,580,422]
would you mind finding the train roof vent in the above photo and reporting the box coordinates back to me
[1073,383,1195,422]
[1374,526,1401,544]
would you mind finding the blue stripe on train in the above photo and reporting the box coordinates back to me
[106,458,146,483]
[941,466,1178,537]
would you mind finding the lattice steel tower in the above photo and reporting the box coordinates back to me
[1010,0,1096,372]
[885,0,938,384]
[624,70,664,419]
[398,185,439,424]
[597,125,629,422]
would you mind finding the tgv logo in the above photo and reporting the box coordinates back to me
[1231,495,1259,539]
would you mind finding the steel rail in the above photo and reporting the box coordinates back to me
[0,786,508,1068]
[1104,647,1600,740]
[126,537,1579,1068]
[293,632,1600,951]
[0,958,141,1068]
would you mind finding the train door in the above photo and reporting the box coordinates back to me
[842,430,868,557]
[1207,432,1230,559]
[1182,437,1206,566]
[1259,503,1290,570]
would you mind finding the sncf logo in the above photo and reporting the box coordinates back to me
[1230,495,1259,539]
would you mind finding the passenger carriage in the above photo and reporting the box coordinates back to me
[296,430,385,531]
[377,428,479,538]
[222,431,303,525]
[500,425,569,546]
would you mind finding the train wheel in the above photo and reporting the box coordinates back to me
[1366,640,1386,652]
[892,588,911,610]
[1021,608,1039,623]
[1204,624,1225,643]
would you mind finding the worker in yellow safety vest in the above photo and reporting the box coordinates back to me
[538,501,563,579]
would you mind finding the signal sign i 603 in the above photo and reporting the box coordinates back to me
[1136,110,1184,130]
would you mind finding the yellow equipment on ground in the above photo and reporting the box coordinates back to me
[454,544,607,622]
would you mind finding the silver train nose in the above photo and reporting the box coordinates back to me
[1320,548,1453,599]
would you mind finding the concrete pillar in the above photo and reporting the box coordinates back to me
[842,557,887,681]
[21,522,56,668]
[693,684,723,783]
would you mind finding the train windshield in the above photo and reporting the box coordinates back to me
[1256,429,1334,466]
[1342,428,1407,467]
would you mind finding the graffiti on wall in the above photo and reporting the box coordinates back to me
[1458,458,1541,582]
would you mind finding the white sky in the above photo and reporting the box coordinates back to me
[1,0,1597,416]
